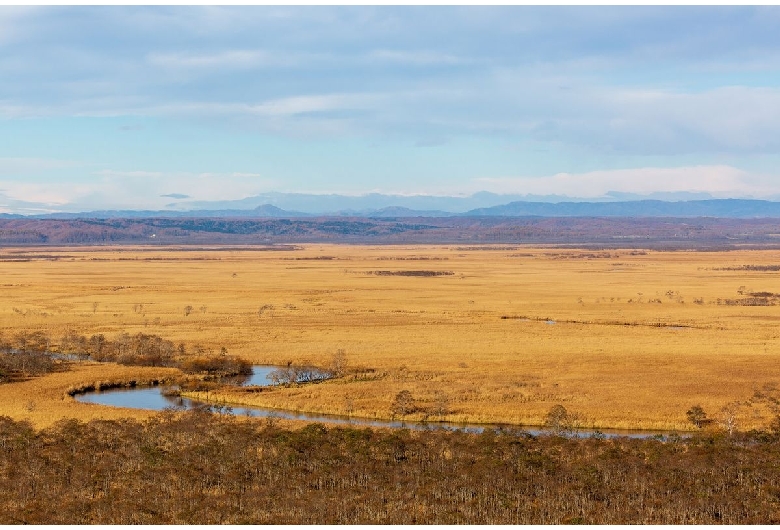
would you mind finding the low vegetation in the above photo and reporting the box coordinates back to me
[2,411,780,524]
[370,270,454,277]
[712,264,780,271]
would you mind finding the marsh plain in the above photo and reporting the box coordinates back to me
[3,244,780,432]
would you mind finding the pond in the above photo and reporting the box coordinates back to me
[75,365,681,439]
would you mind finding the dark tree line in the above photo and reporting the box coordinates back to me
[0,350,56,382]
[2,411,780,524]
[10,216,780,247]
[0,330,251,383]
[0,331,58,382]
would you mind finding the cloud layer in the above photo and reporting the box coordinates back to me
[476,166,776,198]
[2,6,780,212]
[3,6,780,153]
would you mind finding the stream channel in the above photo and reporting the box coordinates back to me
[75,365,679,439]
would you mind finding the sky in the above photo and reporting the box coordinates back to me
[3,6,780,213]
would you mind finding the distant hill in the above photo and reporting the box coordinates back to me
[165,191,539,214]
[5,215,780,249]
[251,204,310,217]
[37,204,309,220]
[10,198,780,221]
[362,206,452,218]
[465,199,780,218]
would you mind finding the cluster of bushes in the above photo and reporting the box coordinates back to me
[89,333,178,367]
[264,351,347,387]
[0,331,58,382]
[2,412,780,523]
[713,264,780,272]
[267,364,333,385]
[0,330,252,382]
[179,355,252,376]
[713,287,780,307]
[717,297,777,306]
[0,351,56,382]
[371,270,454,277]
[1,330,51,353]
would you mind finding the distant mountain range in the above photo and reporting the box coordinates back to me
[162,191,542,214]
[465,199,780,218]
[6,194,780,219]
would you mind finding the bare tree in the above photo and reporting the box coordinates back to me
[433,390,450,419]
[331,349,347,377]
[544,405,586,435]
[718,402,740,436]
[544,405,570,435]
[391,390,416,417]
[343,396,355,417]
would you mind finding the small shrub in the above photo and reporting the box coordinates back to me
[544,404,585,435]
[686,405,710,428]
[391,390,416,417]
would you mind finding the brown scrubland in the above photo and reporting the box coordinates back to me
[2,412,780,524]
[3,244,780,430]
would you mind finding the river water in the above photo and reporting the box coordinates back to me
[75,365,680,439]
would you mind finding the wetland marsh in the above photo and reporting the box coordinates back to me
[3,244,780,431]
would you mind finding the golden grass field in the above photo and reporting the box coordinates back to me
[3,244,780,431]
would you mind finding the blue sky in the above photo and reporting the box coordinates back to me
[3,6,780,213]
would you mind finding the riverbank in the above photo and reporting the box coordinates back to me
[0,362,179,428]
[179,374,699,432]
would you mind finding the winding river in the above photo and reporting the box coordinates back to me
[75,365,679,439]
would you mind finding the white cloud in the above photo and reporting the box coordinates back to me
[0,6,41,45]
[367,49,468,66]
[6,76,780,157]
[0,170,275,213]
[0,181,84,208]
[598,86,780,153]
[0,157,82,176]
[6,4,780,192]
[91,170,274,207]
[249,93,379,117]
[146,49,310,70]
[146,47,469,74]
[475,165,775,198]
[94,170,165,179]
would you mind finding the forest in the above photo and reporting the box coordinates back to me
[2,411,780,524]
[6,216,780,247]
